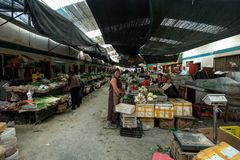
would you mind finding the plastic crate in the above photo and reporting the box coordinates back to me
[219,126,240,140]
[120,113,137,128]
[120,124,143,138]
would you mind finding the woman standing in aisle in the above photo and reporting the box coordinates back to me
[106,68,124,128]
[68,71,80,110]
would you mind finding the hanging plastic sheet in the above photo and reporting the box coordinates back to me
[25,0,109,61]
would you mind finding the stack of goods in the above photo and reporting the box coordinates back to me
[0,125,19,160]
[5,77,67,94]
[171,132,214,160]
[136,104,155,130]
[155,102,175,130]
[168,98,194,130]
[193,142,240,160]
[120,113,137,129]
[115,103,143,138]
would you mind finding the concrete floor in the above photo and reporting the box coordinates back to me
[16,85,173,160]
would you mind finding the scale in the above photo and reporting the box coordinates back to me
[173,132,215,152]
[202,94,228,143]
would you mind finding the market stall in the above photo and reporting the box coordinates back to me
[116,73,240,160]
[0,73,110,124]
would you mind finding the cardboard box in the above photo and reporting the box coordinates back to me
[194,142,240,160]
[136,104,154,118]
[155,102,174,119]
[140,118,154,130]
[169,98,192,116]
[197,127,240,151]
[115,103,135,114]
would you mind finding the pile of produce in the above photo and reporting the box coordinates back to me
[33,96,61,109]
[0,101,17,111]
[134,93,147,104]
[147,92,158,101]
[139,86,148,94]
[122,94,135,104]
[152,90,165,96]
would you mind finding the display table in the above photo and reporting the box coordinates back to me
[0,105,58,124]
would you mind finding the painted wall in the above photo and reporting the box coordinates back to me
[182,34,240,69]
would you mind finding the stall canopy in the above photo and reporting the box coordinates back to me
[86,0,151,57]
[86,0,240,63]
[0,0,111,62]
[25,0,110,62]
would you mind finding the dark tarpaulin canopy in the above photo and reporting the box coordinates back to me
[86,0,240,63]
[25,0,110,62]
[140,0,240,59]
[86,0,150,56]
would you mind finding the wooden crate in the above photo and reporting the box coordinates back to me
[170,140,197,160]
[120,113,137,128]
[159,119,174,129]
[175,116,195,130]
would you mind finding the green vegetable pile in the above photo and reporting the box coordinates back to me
[152,90,164,96]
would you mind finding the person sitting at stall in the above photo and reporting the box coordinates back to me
[157,73,164,87]
[141,75,151,86]
[160,75,178,98]
[32,69,44,82]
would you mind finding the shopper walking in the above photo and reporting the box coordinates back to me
[68,71,80,110]
[106,68,124,129]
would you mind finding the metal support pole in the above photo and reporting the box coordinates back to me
[0,13,24,27]
[11,0,14,18]
[213,105,218,143]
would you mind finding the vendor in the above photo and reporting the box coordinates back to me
[157,73,164,87]
[32,69,44,82]
[160,75,178,98]
[106,68,124,129]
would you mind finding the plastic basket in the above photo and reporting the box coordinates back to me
[120,123,143,138]
[219,126,240,140]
